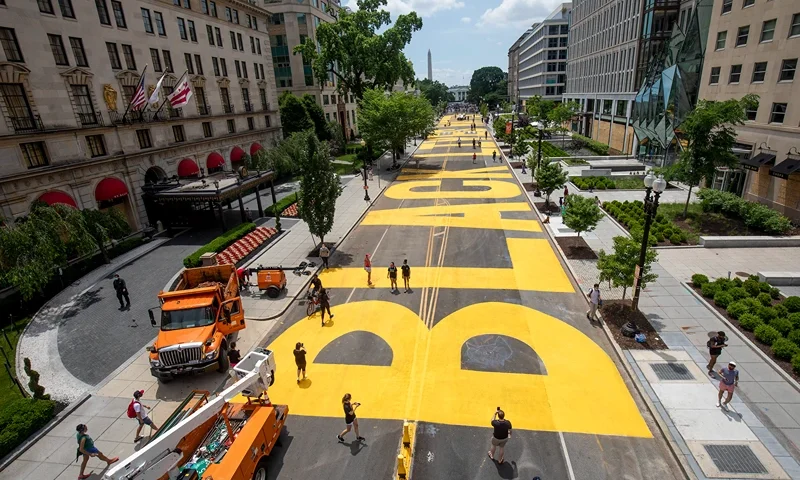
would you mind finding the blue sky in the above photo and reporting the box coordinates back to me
[342,0,565,87]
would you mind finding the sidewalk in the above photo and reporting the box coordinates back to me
[505,144,800,479]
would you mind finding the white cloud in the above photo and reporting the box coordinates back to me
[432,68,472,87]
[461,16,471,23]
[478,0,562,29]
[345,0,465,17]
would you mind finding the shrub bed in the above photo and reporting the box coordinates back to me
[570,133,610,156]
[0,398,56,458]
[696,188,794,235]
[602,200,689,245]
[540,142,570,158]
[183,222,257,268]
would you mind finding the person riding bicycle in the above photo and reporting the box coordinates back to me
[309,274,322,299]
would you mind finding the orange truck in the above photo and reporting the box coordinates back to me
[147,264,246,382]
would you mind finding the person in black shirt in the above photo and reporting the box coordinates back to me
[707,331,728,374]
[387,262,398,292]
[337,393,365,442]
[293,342,307,383]
[309,275,322,297]
[113,274,130,310]
[319,288,334,326]
[401,260,411,292]
[488,409,512,464]
[227,342,241,367]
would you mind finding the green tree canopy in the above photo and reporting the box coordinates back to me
[358,88,435,163]
[294,0,422,102]
[296,131,342,244]
[279,92,313,138]
[525,96,556,129]
[597,233,658,300]
[301,94,331,141]
[563,195,604,237]
[548,100,581,146]
[468,66,506,104]
[534,158,568,206]
[417,79,450,106]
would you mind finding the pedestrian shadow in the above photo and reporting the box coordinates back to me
[720,405,743,422]
[263,428,294,480]
[494,460,518,479]
[298,378,313,389]
[343,439,366,456]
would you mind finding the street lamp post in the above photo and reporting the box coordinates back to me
[631,172,667,311]
[360,139,370,202]
[534,124,543,195]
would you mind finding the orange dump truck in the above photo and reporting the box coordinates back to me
[147,264,246,382]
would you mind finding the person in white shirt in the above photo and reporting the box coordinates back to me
[132,390,160,442]
[587,283,601,321]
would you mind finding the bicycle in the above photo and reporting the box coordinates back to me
[306,291,320,316]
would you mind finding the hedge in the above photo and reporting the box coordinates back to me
[571,176,616,191]
[571,133,610,156]
[266,192,300,217]
[540,142,570,158]
[183,222,257,268]
[696,188,794,235]
[0,398,56,458]
[602,200,688,244]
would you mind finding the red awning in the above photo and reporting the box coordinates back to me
[230,147,245,163]
[95,178,129,202]
[250,143,263,155]
[207,152,225,169]
[38,191,77,208]
[177,158,200,178]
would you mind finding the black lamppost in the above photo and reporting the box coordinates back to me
[631,172,667,311]
[362,163,370,202]
[534,124,543,195]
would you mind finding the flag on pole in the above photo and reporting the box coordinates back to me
[129,70,148,111]
[167,74,193,108]
[148,72,167,105]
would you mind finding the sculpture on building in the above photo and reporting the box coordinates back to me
[103,85,118,112]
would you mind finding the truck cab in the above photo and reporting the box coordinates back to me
[148,265,246,382]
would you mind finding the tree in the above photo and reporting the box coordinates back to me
[479,103,488,119]
[563,195,604,237]
[82,208,130,263]
[534,158,568,207]
[511,135,529,159]
[294,0,421,102]
[672,94,757,217]
[468,66,506,104]
[597,234,658,300]
[301,94,331,141]
[525,96,556,130]
[278,92,313,138]
[417,79,450,106]
[296,132,342,245]
[327,120,347,154]
[493,116,509,143]
[548,100,580,147]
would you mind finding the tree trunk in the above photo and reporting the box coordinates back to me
[96,236,109,264]
[682,184,693,218]
[622,286,627,300]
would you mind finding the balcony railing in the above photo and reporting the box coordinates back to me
[243,102,253,112]
[169,108,183,119]
[198,105,211,116]
[109,110,156,125]
[223,104,234,114]
[10,115,44,133]
[78,111,103,127]
[262,102,270,111]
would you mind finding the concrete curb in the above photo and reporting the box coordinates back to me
[0,392,91,472]
[683,281,800,394]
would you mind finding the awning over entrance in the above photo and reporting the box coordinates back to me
[230,147,245,163]
[250,143,262,155]
[206,152,225,169]
[177,158,200,178]
[770,158,800,180]
[740,152,776,172]
[38,190,77,208]
[95,178,129,202]
[145,170,274,203]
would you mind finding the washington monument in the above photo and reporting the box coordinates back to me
[427,49,432,81]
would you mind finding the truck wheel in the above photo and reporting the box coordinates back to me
[270,370,275,386]
[266,286,281,298]
[217,348,230,373]
[252,459,268,480]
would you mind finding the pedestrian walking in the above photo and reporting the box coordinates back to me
[485,131,488,139]
[457,137,461,148]
[129,390,160,442]
[488,408,512,465]
[706,331,728,374]
[228,342,241,367]
[387,262,398,292]
[586,283,601,321]
[319,243,330,269]
[472,138,476,149]
[364,254,373,286]
[113,274,130,310]
[472,152,477,164]
[401,260,411,292]
[75,424,118,480]
[716,361,739,408]
[564,186,569,197]
[294,342,307,383]
[309,274,322,298]
[319,287,334,326]
[492,150,497,162]
[478,139,482,148]
[337,393,365,442]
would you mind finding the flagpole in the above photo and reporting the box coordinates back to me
[146,71,168,112]
[155,70,188,118]
[121,65,148,121]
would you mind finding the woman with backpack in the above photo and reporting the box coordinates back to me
[76,424,118,479]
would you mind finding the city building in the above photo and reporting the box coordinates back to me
[699,0,800,222]
[508,29,531,107]
[0,0,282,230]
[448,85,468,102]
[515,3,571,105]
[427,49,432,81]
[265,0,358,139]
[565,0,696,154]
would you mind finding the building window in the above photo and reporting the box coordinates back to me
[237,33,243,51]
[225,6,232,21]
[70,37,88,67]
[729,64,742,83]
[709,66,721,84]
[58,0,75,18]
[150,49,162,72]
[0,28,24,62]
[172,125,186,142]
[184,53,194,74]
[254,61,259,79]
[85,135,106,157]
[247,117,254,130]
[207,25,214,45]
[260,88,267,109]
[1,83,34,129]
[20,141,49,169]
[71,85,97,124]
[792,13,800,38]
[743,0,754,7]
[202,121,212,137]
[212,57,220,76]
[210,1,217,17]
[142,8,153,33]
[264,115,270,127]
[136,129,152,148]
[155,11,166,36]
[230,31,236,49]
[96,0,111,25]
[220,87,230,111]
[250,37,255,54]
[227,119,235,133]
[178,18,187,40]
[242,62,248,78]
[194,54,203,75]
[111,1,126,28]
[769,103,787,124]
[201,0,208,14]
[615,100,627,116]
[297,13,306,24]
[221,58,228,76]
[235,60,241,78]
[259,64,265,79]
[233,9,239,24]
[715,31,726,50]
[121,44,136,70]
[780,59,797,82]
[760,19,776,42]
[188,20,197,42]
[736,26,749,47]
[106,42,121,69]
[122,85,135,103]
[752,61,767,82]
[37,1,53,15]
[163,50,173,72]
[48,35,69,66]
[323,95,329,105]
[721,0,732,14]
[215,27,223,46]
[745,101,758,121]
[602,100,612,114]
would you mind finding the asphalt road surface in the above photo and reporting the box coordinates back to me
[258,115,684,480]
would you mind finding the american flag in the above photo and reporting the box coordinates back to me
[129,72,147,111]
[168,75,193,109]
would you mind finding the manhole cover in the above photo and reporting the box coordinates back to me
[703,444,768,474]
[650,362,694,381]
[735,271,751,278]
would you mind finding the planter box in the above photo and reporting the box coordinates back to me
[699,236,800,248]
